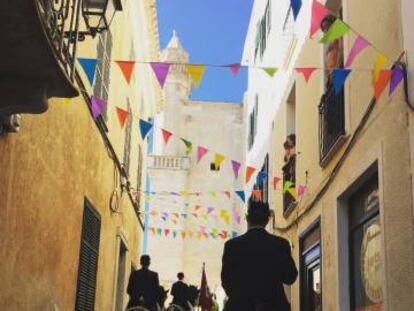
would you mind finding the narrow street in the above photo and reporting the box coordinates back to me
[1,0,414,311]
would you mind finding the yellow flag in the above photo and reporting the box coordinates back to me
[372,53,388,83]
[179,190,189,197]
[214,153,226,169]
[186,64,207,87]
[288,188,297,199]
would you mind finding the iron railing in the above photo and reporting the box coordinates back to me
[319,83,346,162]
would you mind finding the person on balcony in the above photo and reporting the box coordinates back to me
[321,14,344,86]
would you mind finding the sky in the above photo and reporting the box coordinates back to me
[156,0,254,103]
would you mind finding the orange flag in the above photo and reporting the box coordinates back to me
[245,166,256,183]
[161,129,173,145]
[115,61,135,84]
[115,107,128,129]
[252,189,262,201]
[374,70,392,100]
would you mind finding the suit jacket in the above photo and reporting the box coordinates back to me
[171,280,189,309]
[127,268,160,311]
[221,228,298,311]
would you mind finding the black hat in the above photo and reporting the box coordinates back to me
[247,198,270,217]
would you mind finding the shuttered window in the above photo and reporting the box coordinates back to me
[75,199,101,311]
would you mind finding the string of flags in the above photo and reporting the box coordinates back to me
[146,226,239,240]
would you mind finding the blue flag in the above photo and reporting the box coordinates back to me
[78,58,97,86]
[291,0,302,20]
[139,119,153,140]
[235,191,245,203]
[333,69,352,94]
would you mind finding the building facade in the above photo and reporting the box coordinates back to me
[144,32,245,300]
[243,0,414,311]
[0,0,161,310]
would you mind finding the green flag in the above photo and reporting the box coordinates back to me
[319,19,350,44]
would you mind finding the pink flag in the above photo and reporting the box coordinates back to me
[296,68,317,82]
[298,185,307,197]
[310,0,328,37]
[91,96,107,119]
[231,160,241,179]
[227,63,242,76]
[161,129,173,145]
[345,36,369,68]
[151,62,171,88]
[197,146,209,163]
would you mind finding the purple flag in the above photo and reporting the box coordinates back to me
[231,160,241,179]
[207,207,215,214]
[91,96,107,119]
[151,62,171,88]
[389,65,404,96]
[345,36,369,68]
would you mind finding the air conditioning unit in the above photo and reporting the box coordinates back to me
[0,114,21,136]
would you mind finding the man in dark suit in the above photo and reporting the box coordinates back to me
[221,199,298,311]
[127,255,160,311]
[171,272,190,310]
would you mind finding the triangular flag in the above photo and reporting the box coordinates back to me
[78,58,97,86]
[197,146,209,163]
[227,63,242,76]
[231,231,238,239]
[257,171,268,185]
[345,36,369,68]
[291,0,302,20]
[214,153,226,169]
[296,68,317,82]
[164,229,170,237]
[310,1,328,37]
[173,230,177,239]
[273,177,281,190]
[283,181,294,193]
[288,188,297,199]
[210,191,217,198]
[319,19,350,44]
[252,189,262,201]
[157,228,162,236]
[245,166,256,183]
[185,64,206,87]
[333,69,352,94]
[181,138,193,155]
[139,119,153,140]
[389,65,404,96]
[115,61,135,84]
[298,185,307,197]
[231,160,241,179]
[207,207,215,214]
[224,191,231,199]
[91,96,107,119]
[179,190,190,197]
[150,62,171,88]
[181,231,186,239]
[374,70,392,99]
[161,129,173,145]
[235,190,245,203]
[372,53,388,83]
[263,67,278,77]
[116,107,128,129]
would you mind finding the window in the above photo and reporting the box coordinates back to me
[349,176,382,311]
[114,238,127,311]
[123,100,132,176]
[254,0,271,60]
[75,199,101,311]
[248,95,259,150]
[300,222,322,311]
[286,84,296,136]
[94,30,113,122]
[319,1,345,164]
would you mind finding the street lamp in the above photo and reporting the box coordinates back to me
[82,0,122,36]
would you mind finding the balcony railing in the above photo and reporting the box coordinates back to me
[147,156,191,171]
[319,83,346,163]
[283,155,296,214]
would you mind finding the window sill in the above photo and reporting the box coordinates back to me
[319,134,349,168]
[283,201,297,218]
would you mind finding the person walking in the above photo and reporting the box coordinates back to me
[127,255,161,311]
[171,272,190,311]
[221,198,298,311]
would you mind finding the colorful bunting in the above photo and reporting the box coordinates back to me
[245,166,256,184]
[197,146,209,163]
[235,191,245,203]
[310,1,328,37]
[139,119,153,139]
[283,181,294,193]
[161,129,173,145]
[333,69,352,94]
[345,36,369,68]
[181,138,193,155]
[296,68,317,82]
[273,177,281,190]
[224,191,231,199]
[116,107,128,129]
[214,153,226,169]
[252,189,262,201]
[291,0,302,20]
[186,64,207,87]
[298,185,307,197]
[288,188,297,199]
[231,161,241,179]
[263,67,278,77]
[115,61,135,84]
[389,65,404,96]
[257,171,268,185]
[373,53,388,83]
[151,62,171,88]
[319,19,350,44]
[91,96,107,119]
[374,70,392,99]
[228,63,242,76]
[78,58,97,86]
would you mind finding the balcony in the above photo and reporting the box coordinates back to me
[283,154,296,216]
[147,155,191,171]
[319,83,346,165]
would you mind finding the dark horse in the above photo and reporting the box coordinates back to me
[187,285,200,310]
